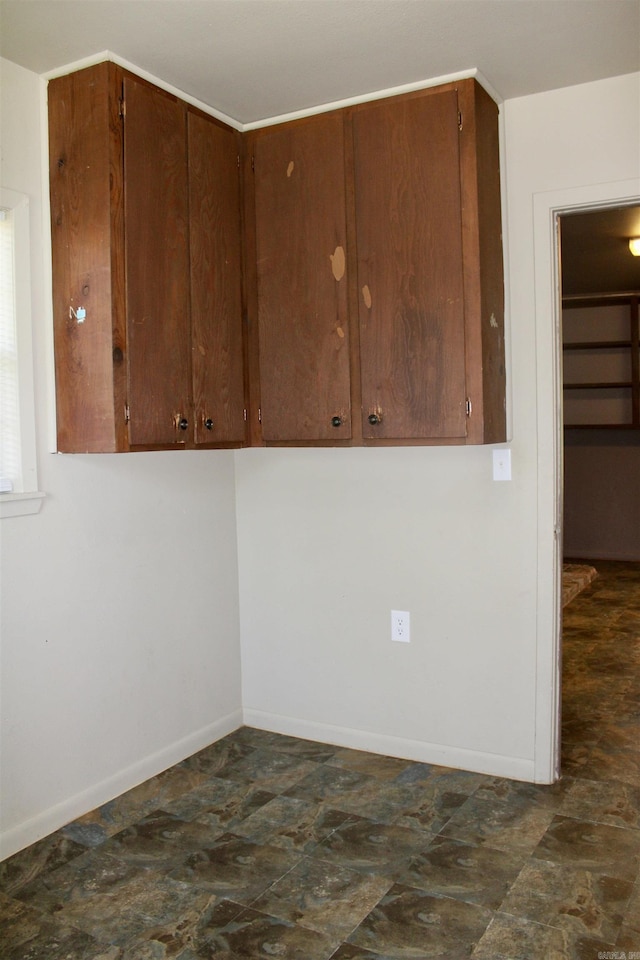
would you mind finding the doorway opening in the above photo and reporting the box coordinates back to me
[560,203,640,563]
[556,201,640,778]
[530,181,639,784]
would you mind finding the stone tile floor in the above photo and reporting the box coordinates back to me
[1,561,639,959]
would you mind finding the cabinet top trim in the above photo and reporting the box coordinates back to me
[241,71,501,131]
[43,54,503,135]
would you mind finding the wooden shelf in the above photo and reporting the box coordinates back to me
[564,381,633,390]
[562,293,639,429]
[563,340,631,350]
[564,423,637,429]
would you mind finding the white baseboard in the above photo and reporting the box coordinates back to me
[1,706,539,861]
[242,709,536,783]
[0,709,243,862]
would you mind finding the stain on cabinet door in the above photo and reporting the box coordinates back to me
[353,90,468,441]
[253,113,352,442]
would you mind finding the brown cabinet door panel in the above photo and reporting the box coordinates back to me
[188,112,245,445]
[254,115,351,442]
[124,76,191,446]
[354,90,467,440]
[49,64,120,453]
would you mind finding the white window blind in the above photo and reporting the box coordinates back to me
[0,187,43,518]
[0,205,21,491]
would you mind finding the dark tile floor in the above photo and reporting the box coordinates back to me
[1,561,639,959]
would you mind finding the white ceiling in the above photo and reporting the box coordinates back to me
[1,0,639,125]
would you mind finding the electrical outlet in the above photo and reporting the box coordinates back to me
[391,610,410,643]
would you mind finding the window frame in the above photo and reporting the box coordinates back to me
[0,186,44,518]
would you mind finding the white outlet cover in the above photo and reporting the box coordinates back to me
[492,448,512,481]
[391,610,410,643]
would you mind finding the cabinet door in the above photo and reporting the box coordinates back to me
[48,63,125,453]
[124,76,191,446]
[353,90,468,440]
[188,112,245,445]
[253,114,351,442]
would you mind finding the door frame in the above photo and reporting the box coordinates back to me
[532,178,640,783]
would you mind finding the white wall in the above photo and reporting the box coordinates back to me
[236,72,640,781]
[0,59,243,859]
[236,445,537,778]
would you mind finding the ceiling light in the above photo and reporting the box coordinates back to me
[629,237,640,256]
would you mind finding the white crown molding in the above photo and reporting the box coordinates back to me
[41,54,503,132]
[244,68,503,131]
[41,50,243,130]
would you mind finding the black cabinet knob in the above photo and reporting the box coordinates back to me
[368,413,381,425]
[178,417,189,431]
[204,418,214,430]
[331,416,343,427]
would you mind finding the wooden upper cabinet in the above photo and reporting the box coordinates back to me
[48,63,246,452]
[247,79,505,446]
[124,75,192,447]
[188,111,245,445]
[251,113,352,442]
[50,65,503,453]
[353,89,468,441]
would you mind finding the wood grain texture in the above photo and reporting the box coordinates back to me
[352,89,468,441]
[188,110,245,445]
[49,67,504,452]
[124,75,191,447]
[457,79,506,444]
[252,112,352,442]
[241,141,264,446]
[48,63,123,452]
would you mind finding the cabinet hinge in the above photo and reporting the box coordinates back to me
[465,397,472,417]
[119,98,126,119]
[243,408,247,422]
[124,403,130,423]
[458,111,463,131]
[258,407,262,423]
[237,154,241,169]
[251,155,255,173]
